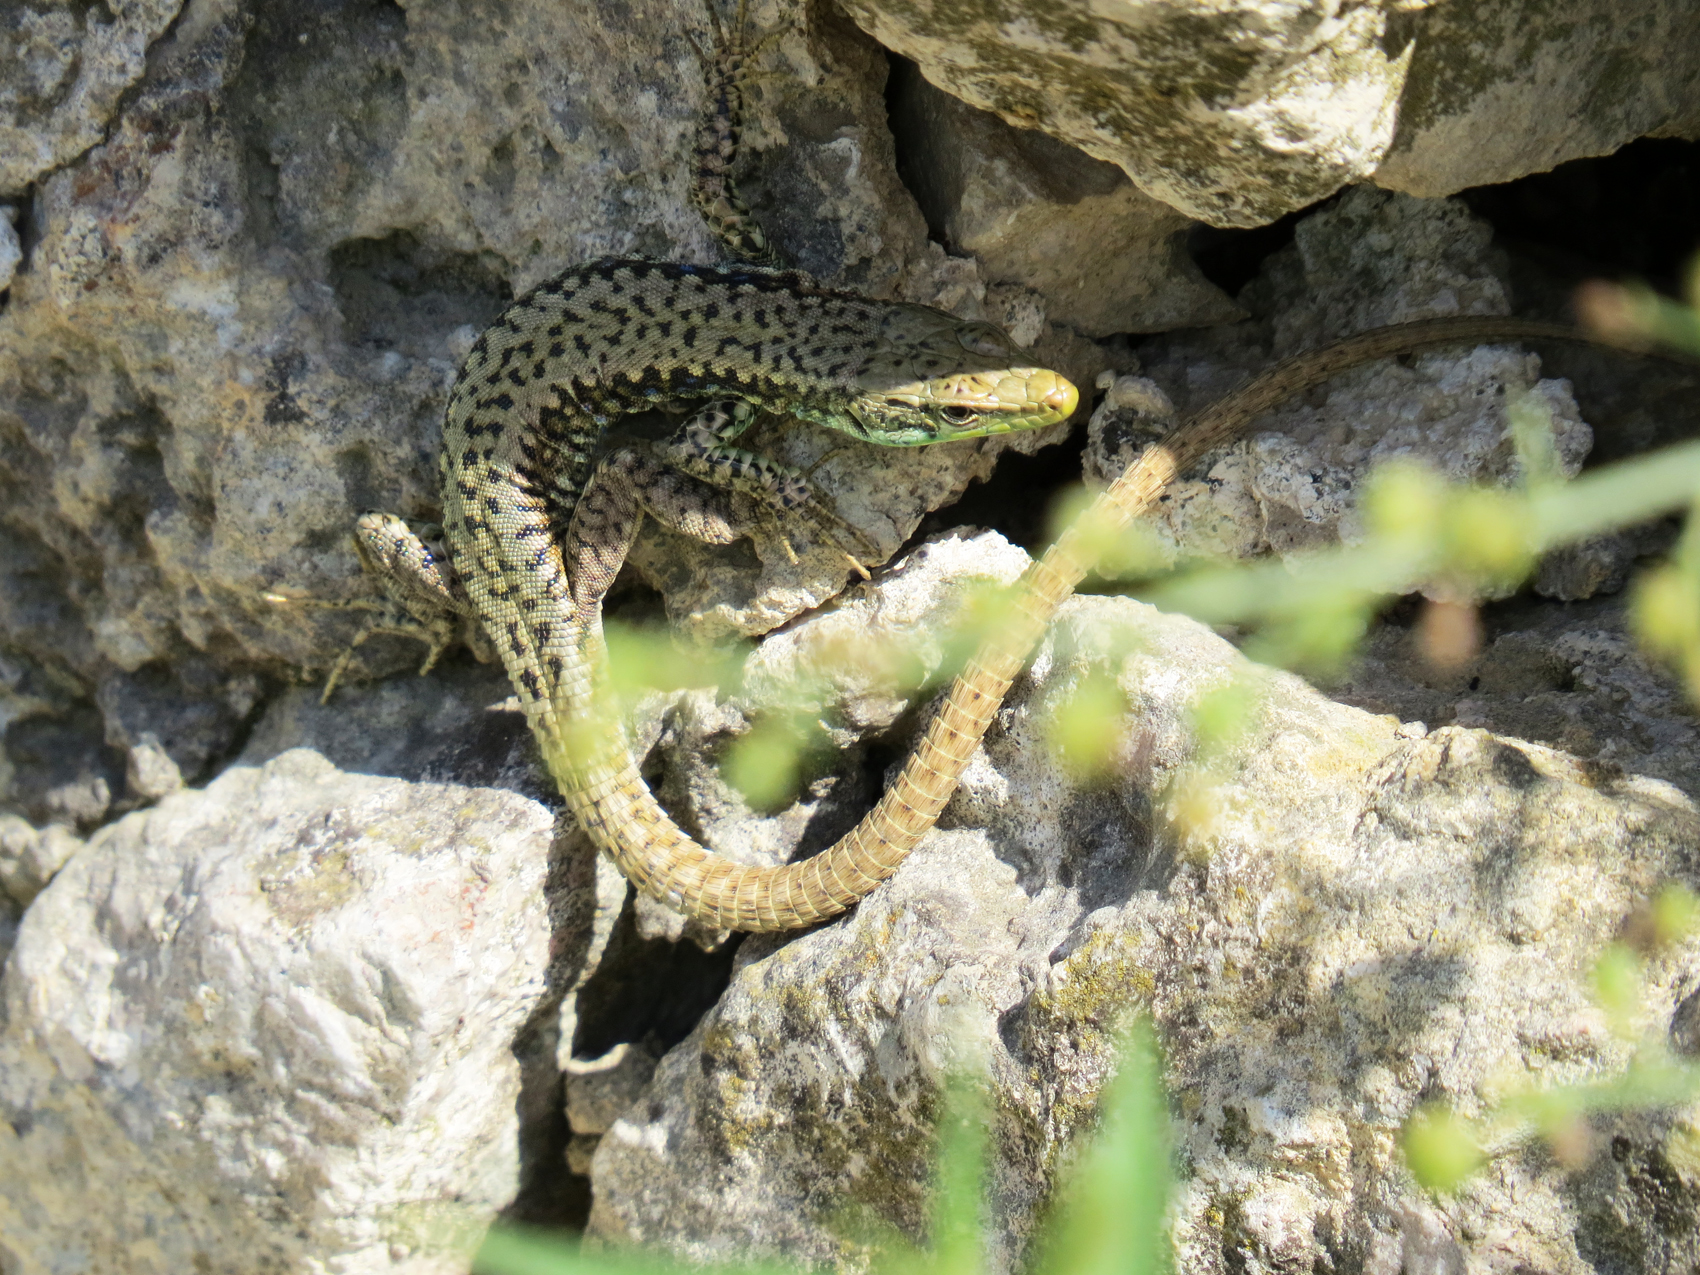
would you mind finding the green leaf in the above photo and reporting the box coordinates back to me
[1401,1105,1485,1195]
[1041,1018,1173,1275]
[1590,943,1645,1039]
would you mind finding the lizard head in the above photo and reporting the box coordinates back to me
[836,307,1079,446]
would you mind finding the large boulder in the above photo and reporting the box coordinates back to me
[0,747,567,1272]
[588,550,1700,1272]
[838,0,1700,226]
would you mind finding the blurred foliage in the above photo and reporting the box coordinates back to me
[473,1022,1173,1275]
[560,266,1700,1236]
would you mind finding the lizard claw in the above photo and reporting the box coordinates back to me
[776,489,883,575]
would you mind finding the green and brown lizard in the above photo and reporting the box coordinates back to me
[327,2,1629,932]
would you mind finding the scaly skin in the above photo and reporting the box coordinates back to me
[331,0,1607,930]
[436,257,1077,931]
[449,290,1589,931]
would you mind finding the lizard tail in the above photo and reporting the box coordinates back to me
[547,448,1155,931]
[557,315,1593,931]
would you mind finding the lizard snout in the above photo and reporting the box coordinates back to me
[1031,371,1079,421]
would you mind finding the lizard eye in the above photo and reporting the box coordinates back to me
[939,405,978,426]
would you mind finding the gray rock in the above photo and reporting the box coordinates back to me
[0,0,1109,797]
[1335,591,1700,808]
[839,0,1700,226]
[885,61,1242,337]
[1089,188,1591,569]
[124,730,185,800]
[0,812,81,909]
[0,0,184,195]
[837,0,1420,227]
[587,550,1700,1273]
[1371,1,1700,199]
[0,203,18,291]
[0,747,569,1273]
[565,1042,660,1138]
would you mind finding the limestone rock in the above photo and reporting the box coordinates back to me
[0,747,568,1273]
[587,560,1700,1272]
[1372,0,1700,198]
[0,0,1093,806]
[0,0,185,195]
[1089,187,1591,569]
[838,0,1419,228]
[0,812,82,910]
[0,203,19,291]
[839,0,1700,227]
[1336,591,1700,808]
[565,1042,660,1138]
[885,60,1242,336]
[0,813,83,965]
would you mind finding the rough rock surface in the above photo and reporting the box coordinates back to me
[588,540,1700,1273]
[0,0,1108,816]
[1088,187,1592,569]
[0,0,186,195]
[885,60,1242,337]
[1336,591,1700,807]
[3,0,1699,1271]
[840,0,1700,226]
[0,204,19,291]
[0,747,566,1273]
[1372,0,1700,198]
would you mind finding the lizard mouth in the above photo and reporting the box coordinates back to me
[878,367,1081,439]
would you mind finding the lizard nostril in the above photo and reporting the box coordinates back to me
[1043,378,1079,418]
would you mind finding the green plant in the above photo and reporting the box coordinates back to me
[472,1020,1174,1275]
[562,267,1700,1219]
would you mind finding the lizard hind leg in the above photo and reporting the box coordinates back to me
[563,447,753,627]
[314,513,478,701]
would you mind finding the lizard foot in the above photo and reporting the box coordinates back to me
[266,511,481,701]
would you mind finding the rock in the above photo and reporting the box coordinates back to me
[236,653,759,1231]
[1532,526,1671,603]
[837,0,1417,227]
[1089,188,1591,569]
[0,0,1097,792]
[0,747,569,1273]
[124,730,185,800]
[1336,591,1700,808]
[838,0,1700,227]
[1371,1,1700,199]
[0,812,82,910]
[0,203,19,291]
[586,548,1700,1272]
[885,60,1242,336]
[565,1042,660,1138]
[0,0,185,195]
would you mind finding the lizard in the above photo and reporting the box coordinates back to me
[322,2,1644,932]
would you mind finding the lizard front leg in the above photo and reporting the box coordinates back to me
[305,514,483,702]
[654,398,879,571]
[321,430,762,697]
